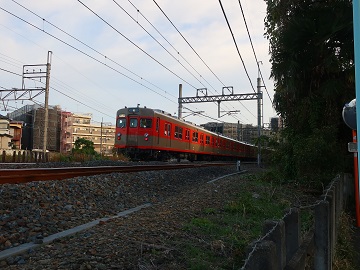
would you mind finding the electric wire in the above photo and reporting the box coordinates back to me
[152,0,227,89]
[151,0,254,121]
[218,0,256,93]
[126,0,219,94]
[77,0,198,90]
[112,0,242,122]
[0,66,114,118]
[11,0,221,122]
[111,0,208,90]
[237,0,273,104]
[9,0,177,102]
[2,3,252,125]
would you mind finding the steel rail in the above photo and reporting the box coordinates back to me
[0,163,232,184]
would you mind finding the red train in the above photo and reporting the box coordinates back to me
[114,106,257,161]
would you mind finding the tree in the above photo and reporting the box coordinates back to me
[72,138,97,156]
[264,0,354,184]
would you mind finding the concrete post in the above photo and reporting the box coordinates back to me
[245,240,278,270]
[325,190,335,268]
[263,220,286,269]
[284,208,300,264]
[314,200,330,270]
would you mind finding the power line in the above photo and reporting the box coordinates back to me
[77,0,198,90]
[151,0,255,121]
[2,2,254,125]
[111,0,208,90]
[237,0,273,104]
[152,0,227,89]
[218,0,256,93]
[126,0,219,93]
[9,0,177,102]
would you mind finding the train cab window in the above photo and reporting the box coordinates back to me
[140,118,152,128]
[129,118,138,128]
[117,118,126,128]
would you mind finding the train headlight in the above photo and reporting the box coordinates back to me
[117,133,122,140]
[144,133,149,141]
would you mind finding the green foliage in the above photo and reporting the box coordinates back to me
[264,0,354,185]
[182,175,292,269]
[71,138,100,160]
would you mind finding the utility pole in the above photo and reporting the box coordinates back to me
[257,61,264,167]
[178,84,183,119]
[100,118,103,156]
[43,51,52,155]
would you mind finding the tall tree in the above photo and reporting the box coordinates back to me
[264,0,355,183]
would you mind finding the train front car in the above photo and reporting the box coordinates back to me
[114,107,155,159]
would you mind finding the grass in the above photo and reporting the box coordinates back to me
[181,173,303,269]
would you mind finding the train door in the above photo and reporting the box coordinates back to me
[200,133,204,152]
[164,122,171,148]
[155,117,160,145]
[127,117,138,146]
[185,129,190,150]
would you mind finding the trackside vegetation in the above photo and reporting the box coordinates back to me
[264,0,355,187]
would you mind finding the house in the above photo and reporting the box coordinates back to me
[0,115,12,150]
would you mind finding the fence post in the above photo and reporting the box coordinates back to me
[324,189,335,268]
[284,208,300,264]
[314,200,330,270]
[244,240,278,270]
[263,220,286,269]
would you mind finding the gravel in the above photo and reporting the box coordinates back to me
[0,162,250,269]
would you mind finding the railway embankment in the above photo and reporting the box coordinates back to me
[1,161,356,269]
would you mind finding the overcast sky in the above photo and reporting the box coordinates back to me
[0,0,276,126]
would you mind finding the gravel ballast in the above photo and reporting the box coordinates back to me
[0,162,251,269]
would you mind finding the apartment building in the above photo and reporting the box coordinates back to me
[7,104,61,151]
[60,112,115,155]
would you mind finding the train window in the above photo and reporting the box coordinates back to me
[164,123,171,136]
[129,118,138,128]
[200,134,204,144]
[206,136,210,145]
[175,126,178,138]
[192,132,198,142]
[178,127,183,139]
[175,126,183,139]
[140,118,152,128]
[185,130,190,140]
[116,118,126,128]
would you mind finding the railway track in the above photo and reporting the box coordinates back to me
[0,162,232,184]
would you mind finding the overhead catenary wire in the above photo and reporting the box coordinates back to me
[4,1,235,124]
[218,0,256,94]
[237,0,273,104]
[9,0,176,101]
[152,0,227,89]
[151,0,255,121]
[77,0,198,90]
[2,2,262,125]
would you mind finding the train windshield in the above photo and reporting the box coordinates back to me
[117,118,126,128]
[140,118,152,128]
[129,118,138,128]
